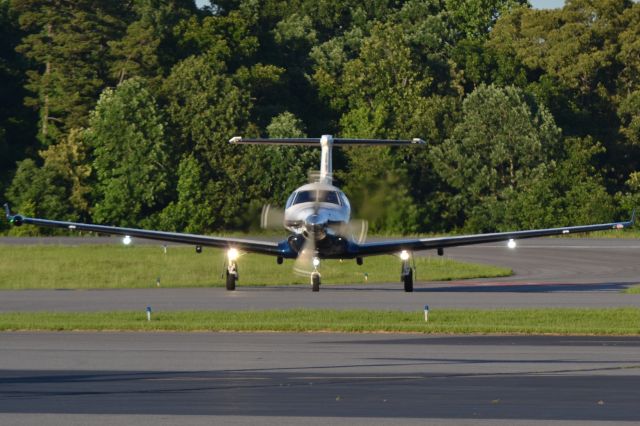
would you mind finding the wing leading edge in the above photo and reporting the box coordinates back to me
[351,212,636,256]
[3,204,289,257]
[4,203,635,258]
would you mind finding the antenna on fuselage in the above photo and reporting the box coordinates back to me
[229,135,426,185]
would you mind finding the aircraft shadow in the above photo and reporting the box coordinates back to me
[320,334,640,348]
[300,281,640,293]
[411,281,638,293]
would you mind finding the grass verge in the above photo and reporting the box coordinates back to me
[1,308,639,335]
[0,245,511,289]
[624,286,640,294]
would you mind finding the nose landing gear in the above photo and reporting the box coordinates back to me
[311,272,321,292]
[311,257,321,292]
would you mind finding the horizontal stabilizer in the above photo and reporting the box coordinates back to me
[229,136,425,146]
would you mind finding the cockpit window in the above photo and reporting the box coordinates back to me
[294,191,314,204]
[339,192,350,209]
[320,191,340,204]
[293,190,341,205]
[286,192,296,208]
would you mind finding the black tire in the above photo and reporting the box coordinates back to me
[226,272,236,291]
[311,274,320,292]
[403,269,413,292]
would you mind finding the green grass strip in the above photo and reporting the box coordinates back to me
[1,308,639,335]
[0,245,510,289]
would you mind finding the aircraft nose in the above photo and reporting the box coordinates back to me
[304,214,327,240]
[305,214,323,227]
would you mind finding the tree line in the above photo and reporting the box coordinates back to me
[1,0,639,235]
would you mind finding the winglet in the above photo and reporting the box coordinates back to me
[3,203,23,226]
[631,208,637,225]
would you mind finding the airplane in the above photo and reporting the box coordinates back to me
[3,134,636,292]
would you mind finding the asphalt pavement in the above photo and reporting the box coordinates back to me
[1,332,639,425]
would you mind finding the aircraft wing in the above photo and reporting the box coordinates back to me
[352,213,636,256]
[3,204,286,256]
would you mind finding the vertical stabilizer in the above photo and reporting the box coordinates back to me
[319,135,333,184]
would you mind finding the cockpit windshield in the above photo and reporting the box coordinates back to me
[293,190,341,205]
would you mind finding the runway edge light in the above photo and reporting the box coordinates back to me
[146,306,152,321]
[424,305,429,322]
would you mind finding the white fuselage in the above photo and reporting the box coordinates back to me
[283,182,351,240]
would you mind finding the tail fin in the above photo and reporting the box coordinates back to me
[230,134,425,184]
[3,203,10,220]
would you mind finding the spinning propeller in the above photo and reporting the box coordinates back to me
[260,204,285,230]
[260,199,368,277]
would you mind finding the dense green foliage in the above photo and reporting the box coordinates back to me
[2,0,639,234]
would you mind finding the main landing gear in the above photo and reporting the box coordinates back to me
[402,268,413,292]
[225,248,239,291]
[400,250,413,292]
[226,264,237,290]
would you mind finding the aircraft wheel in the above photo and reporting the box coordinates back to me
[226,272,237,291]
[311,273,321,292]
[403,269,413,293]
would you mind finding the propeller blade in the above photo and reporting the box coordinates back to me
[260,204,285,229]
[293,235,316,277]
[350,219,368,244]
[329,219,369,244]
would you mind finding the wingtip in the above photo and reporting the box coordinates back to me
[631,208,637,225]
[3,203,20,225]
[229,136,242,144]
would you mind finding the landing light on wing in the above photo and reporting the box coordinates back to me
[400,250,410,261]
[507,239,517,249]
[122,235,132,245]
[228,248,239,261]
[312,257,320,268]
